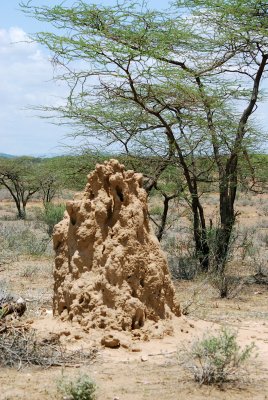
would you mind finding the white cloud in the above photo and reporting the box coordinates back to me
[0,27,59,103]
[0,27,74,156]
[0,27,38,57]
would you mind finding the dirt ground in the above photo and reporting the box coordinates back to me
[1,195,268,400]
[1,272,268,399]
[1,285,268,400]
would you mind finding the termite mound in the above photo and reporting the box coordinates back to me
[53,159,180,340]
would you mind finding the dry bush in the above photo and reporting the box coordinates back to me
[182,327,256,385]
[252,255,268,274]
[0,222,51,260]
[180,278,210,315]
[208,272,247,299]
[19,265,40,279]
[163,231,198,280]
[0,326,97,369]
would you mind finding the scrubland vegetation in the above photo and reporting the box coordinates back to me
[1,152,268,294]
[0,152,268,399]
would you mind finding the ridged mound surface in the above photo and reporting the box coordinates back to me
[53,160,180,335]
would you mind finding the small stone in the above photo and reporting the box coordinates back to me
[121,341,130,349]
[74,334,82,340]
[60,330,71,336]
[101,334,120,348]
[141,355,148,362]
[131,346,141,352]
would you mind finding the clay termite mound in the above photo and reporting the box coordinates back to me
[53,159,180,340]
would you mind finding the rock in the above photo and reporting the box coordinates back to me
[101,334,120,348]
[141,355,149,362]
[53,159,180,336]
[59,330,71,336]
[131,345,142,352]
[74,334,82,340]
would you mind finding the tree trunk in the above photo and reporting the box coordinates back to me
[156,193,178,241]
[14,198,26,220]
[17,205,26,220]
[191,197,210,272]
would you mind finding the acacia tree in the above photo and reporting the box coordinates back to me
[21,0,268,287]
[0,157,40,219]
[36,158,65,205]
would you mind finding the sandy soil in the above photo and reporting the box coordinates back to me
[0,280,268,400]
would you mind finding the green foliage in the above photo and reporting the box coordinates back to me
[241,154,268,191]
[187,328,256,385]
[58,374,97,400]
[44,153,104,191]
[39,203,65,236]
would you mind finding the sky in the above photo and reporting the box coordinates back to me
[0,1,267,157]
[0,1,91,156]
[0,0,169,156]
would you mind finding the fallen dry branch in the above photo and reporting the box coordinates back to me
[0,325,97,369]
[252,272,268,285]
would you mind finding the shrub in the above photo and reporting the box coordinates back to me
[185,328,255,385]
[40,203,65,236]
[149,204,163,216]
[20,265,39,278]
[0,224,48,257]
[169,255,198,280]
[58,374,97,400]
[262,205,268,216]
[20,231,48,256]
